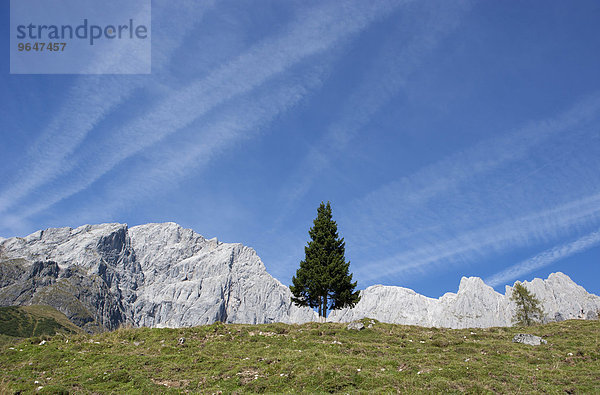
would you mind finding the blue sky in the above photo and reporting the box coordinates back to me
[1,0,599,297]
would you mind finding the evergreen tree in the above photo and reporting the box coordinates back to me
[511,282,545,326]
[290,201,360,318]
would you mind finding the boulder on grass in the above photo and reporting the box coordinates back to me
[512,333,547,346]
[347,321,364,331]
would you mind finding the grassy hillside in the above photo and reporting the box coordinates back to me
[0,318,598,393]
[0,305,82,342]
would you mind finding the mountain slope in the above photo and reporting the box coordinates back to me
[0,305,81,339]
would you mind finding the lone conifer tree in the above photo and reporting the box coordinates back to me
[290,201,360,318]
[511,282,545,326]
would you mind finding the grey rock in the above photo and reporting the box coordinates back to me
[0,258,27,287]
[347,321,364,330]
[554,312,564,322]
[512,333,547,346]
[28,260,59,279]
[178,337,185,345]
[586,310,598,320]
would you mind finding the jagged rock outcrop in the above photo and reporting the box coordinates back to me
[328,273,600,328]
[0,223,316,331]
[512,273,600,322]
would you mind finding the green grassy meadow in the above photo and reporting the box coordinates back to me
[0,317,598,393]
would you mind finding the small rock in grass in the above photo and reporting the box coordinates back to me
[178,337,185,345]
[512,333,547,346]
[347,322,364,331]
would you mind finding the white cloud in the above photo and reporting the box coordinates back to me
[485,229,600,287]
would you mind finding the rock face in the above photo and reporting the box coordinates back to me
[0,223,316,331]
[328,273,600,328]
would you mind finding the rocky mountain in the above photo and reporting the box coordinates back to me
[0,223,316,332]
[0,222,598,332]
[328,273,600,328]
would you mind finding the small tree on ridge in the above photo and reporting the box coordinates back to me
[511,281,544,326]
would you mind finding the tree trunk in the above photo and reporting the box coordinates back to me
[323,294,327,319]
[318,295,322,318]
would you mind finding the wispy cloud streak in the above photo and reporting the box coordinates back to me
[276,1,471,219]
[1,0,405,226]
[355,192,600,283]
[485,229,600,287]
[345,95,600,249]
[0,0,215,216]
[61,55,336,222]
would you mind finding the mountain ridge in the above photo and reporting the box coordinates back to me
[1,222,598,331]
[328,272,600,328]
